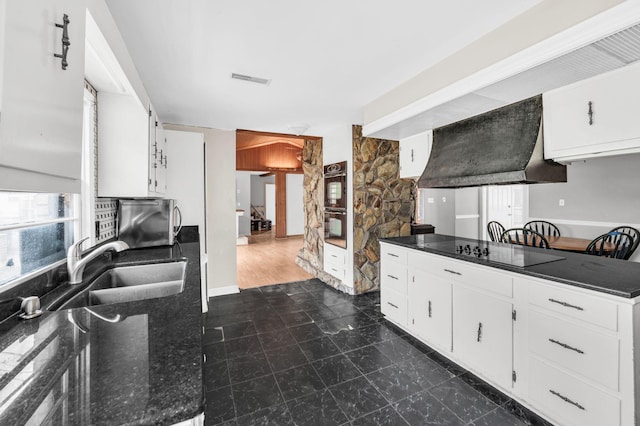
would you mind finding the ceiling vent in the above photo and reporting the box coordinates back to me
[231,73,271,85]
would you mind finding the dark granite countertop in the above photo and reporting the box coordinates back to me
[381,234,640,299]
[0,233,204,425]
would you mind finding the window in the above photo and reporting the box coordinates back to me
[0,193,78,286]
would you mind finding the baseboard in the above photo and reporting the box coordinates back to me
[208,285,240,298]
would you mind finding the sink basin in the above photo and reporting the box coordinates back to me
[49,261,187,310]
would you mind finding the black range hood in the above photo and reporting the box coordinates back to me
[417,95,567,188]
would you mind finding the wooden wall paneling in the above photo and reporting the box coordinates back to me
[275,172,287,238]
[236,143,302,171]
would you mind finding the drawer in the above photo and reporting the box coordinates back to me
[528,357,620,426]
[529,309,619,391]
[526,280,618,331]
[381,287,407,326]
[410,252,512,298]
[324,263,345,281]
[380,260,408,295]
[380,243,407,265]
[324,245,346,265]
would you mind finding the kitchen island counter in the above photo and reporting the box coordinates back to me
[0,232,204,425]
[382,234,640,298]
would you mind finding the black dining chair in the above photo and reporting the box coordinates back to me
[524,220,560,237]
[487,221,505,242]
[586,231,636,260]
[608,226,640,259]
[500,228,550,249]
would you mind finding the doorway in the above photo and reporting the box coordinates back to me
[235,130,318,289]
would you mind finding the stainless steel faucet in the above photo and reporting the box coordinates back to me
[67,237,129,284]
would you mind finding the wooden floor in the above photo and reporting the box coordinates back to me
[236,231,313,289]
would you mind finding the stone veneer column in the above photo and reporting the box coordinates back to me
[352,125,414,294]
[295,139,325,276]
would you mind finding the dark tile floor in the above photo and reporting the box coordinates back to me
[202,279,552,426]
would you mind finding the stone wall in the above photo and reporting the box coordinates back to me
[352,125,414,294]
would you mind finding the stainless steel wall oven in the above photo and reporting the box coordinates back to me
[324,161,347,248]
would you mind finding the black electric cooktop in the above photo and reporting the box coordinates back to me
[415,236,565,268]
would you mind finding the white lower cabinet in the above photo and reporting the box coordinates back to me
[409,268,451,352]
[379,243,638,426]
[528,357,620,426]
[453,285,513,390]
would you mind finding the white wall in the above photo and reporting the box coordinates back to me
[323,125,354,288]
[164,129,207,310]
[286,174,304,236]
[251,175,275,207]
[235,172,252,236]
[529,153,640,262]
[164,124,238,294]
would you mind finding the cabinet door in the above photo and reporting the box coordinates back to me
[0,0,85,179]
[409,269,451,352]
[148,105,157,192]
[543,61,640,160]
[155,123,167,194]
[453,286,513,389]
[399,130,431,178]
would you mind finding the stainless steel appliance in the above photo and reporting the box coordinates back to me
[324,161,347,210]
[118,199,182,248]
[324,209,347,249]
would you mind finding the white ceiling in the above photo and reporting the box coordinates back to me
[104,0,542,136]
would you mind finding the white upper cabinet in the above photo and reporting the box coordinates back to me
[0,0,86,180]
[543,61,640,162]
[399,130,431,178]
[97,93,150,197]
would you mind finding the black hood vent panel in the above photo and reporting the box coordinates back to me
[417,95,566,188]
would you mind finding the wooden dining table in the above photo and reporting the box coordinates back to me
[509,235,613,253]
[546,235,617,254]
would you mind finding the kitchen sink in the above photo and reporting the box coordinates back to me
[49,261,187,310]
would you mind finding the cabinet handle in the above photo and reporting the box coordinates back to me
[387,275,399,280]
[548,298,583,311]
[548,338,584,355]
[54,14,71,70]
[388,253,399,258]
[444,269,461,276]
[549,389,585,411]
[428,301,432,318]
[477,322,483,342]
[387,302,399,309]
[411,148,414,162]
[588,101,593,125]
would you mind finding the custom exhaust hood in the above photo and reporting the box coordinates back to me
[417,95,567,188]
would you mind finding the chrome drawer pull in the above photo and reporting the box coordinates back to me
[549,389,585,411]
[549,338,584,355]
[477,322,483,342]
[444,269,461,276]
[387,275,399,280]
[388,253,399,258]
[387,302,399,309]
[428,300,432,318]
[548,298,584,311]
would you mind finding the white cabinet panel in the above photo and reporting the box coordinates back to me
[0,0,85,181]
[528,309,619,391]
[528,357,620,426]
[381,286,407,327]
[409,269,452,352]
[399,130,431,178]
[543,61,640,162]
[453,285,513,389]
[525,278,618,331]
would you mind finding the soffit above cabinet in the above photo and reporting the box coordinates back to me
[363,2,640,140]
